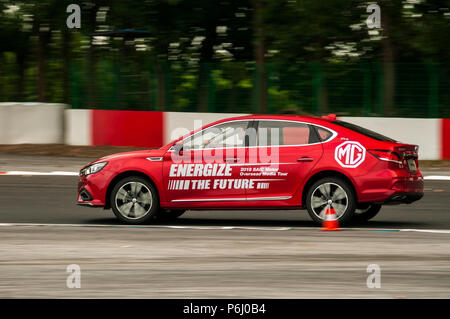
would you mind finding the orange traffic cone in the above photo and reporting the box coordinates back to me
[320,208,341,231]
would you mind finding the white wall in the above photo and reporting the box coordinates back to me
[65,109,92,146]
[163,111,249,144]
[0,105,443,160]
[0,103,66,144]
[340,117,441,160]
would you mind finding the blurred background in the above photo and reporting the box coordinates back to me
[0,1,450,300]
[0,0,449,117]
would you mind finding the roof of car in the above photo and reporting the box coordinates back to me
[164,113,338,146]
[213,114,334,126]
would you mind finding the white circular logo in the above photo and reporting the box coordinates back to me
[335,141,366,168]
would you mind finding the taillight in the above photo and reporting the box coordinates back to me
[368,149,402,165]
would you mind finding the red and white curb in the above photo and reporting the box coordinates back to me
[0,171,79,176]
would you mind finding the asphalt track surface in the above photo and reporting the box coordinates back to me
[0,175,449,298]
[1,176,450,228]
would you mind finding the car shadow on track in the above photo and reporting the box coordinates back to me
[84,216,428,229]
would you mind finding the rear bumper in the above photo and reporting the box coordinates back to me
[356,169,424,203]
[382,192,424,205]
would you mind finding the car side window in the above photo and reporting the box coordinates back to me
[183,121,250,151]
[257,121,313,146]
[315,126,333,142]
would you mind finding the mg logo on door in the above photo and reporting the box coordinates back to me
[335,141,366,168]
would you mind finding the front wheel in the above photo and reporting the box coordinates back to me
[305,177,356,225]
[110,176,159,224]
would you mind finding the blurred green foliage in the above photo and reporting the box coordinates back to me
[0,0,449,117]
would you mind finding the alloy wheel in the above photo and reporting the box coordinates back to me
[115,181,153,219]
[310,182,348,220]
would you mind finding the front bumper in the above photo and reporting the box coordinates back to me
[77,170,115,207]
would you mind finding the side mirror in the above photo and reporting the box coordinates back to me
[173,143,183,155]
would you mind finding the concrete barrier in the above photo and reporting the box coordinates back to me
[340,117,442,160]
[65,109,91,146]
[0,103,66,144]
[64,110,248,147]
[442,119,450,160]
[61,108,450,160]
[1,104,445,159]
[91,110,164,148]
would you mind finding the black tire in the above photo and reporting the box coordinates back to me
[352,204,382,222]
[305,177,356,225]
[110,176,159,224]
[156,209,186,220]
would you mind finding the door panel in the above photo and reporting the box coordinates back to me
[246,120,323,200]
[162,121,252,204]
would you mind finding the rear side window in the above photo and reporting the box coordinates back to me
[315,126,333,142]
[333,120,396,142]
[257,121,317,146]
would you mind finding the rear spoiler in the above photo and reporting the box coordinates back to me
[321,114,337,121]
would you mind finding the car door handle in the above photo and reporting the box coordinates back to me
[297,157,314,162]
[226,157,240,163]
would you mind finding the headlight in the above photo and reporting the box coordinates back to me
[80,162,108,176]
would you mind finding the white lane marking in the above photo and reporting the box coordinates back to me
[399,229,450,234]
[424,176,450,181]
[0,223,449,234]
[0,171,79,176]
[164,225,291,231]
[0,223,291,231]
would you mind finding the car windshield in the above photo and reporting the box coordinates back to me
[333,120,396,142]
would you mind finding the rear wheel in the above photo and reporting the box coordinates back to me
[305,177,356,225]
[353,204,382,222]
[110,176,159,224]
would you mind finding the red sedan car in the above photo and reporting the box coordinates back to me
[77,114,424,224]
